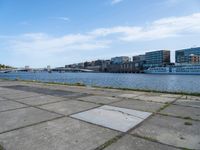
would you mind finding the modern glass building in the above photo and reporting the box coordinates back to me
[145,50,170,67]
[132,55,145,62]
[111,56,130,64]
[176,47,200,64]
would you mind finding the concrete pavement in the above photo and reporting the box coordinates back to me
[0,79,199,150]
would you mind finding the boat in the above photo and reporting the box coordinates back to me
[144,64,200,75]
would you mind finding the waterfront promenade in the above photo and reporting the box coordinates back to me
[0,79,199,150]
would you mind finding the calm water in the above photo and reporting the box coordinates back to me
[0,72,200,93]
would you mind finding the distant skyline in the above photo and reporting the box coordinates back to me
[1,0,200,67]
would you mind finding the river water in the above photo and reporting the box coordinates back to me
[0,72,199,93]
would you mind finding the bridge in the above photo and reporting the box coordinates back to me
[51,67,94,72]
[0,67,94,73]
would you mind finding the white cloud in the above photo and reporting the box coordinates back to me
[2,13,200,54]
[91,13,200,41]
[9,33,110,54]
[111,0,123,5]
[19,21,31,26]
[3,13,200,52]
[50,17,70,22]
[57,17,70,21]
[1,12,200,67]
[1,32,111,67]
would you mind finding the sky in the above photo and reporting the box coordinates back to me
[0,0,200,68]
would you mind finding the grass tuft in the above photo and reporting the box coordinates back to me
[95,136,121,150]
[184,121,193,126]
[0,144,4,150]
[183,116,192,120]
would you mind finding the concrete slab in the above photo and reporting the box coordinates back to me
[0,100,27,112]
[0,97,7,101]
[71,105,152,132]
[131,115,200,150]
[39,100,99,115]
[117,94,139,99]
[16,95,67,106]
[0,107,61,133]
[160,104,200,120]
[3,85,87,98]
[104,135,180,150]
[141,92,161,96]
[111,99,164,112]
[77,95,122,104]
[175,99,200,108]
[0,117,119,150]
[1,92,42,100]
[0,89,21,95]
[160,94,182,98]
[136,95,176,103]
[81,90,120,97]
[181,95,200,101]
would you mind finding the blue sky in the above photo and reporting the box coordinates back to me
[1,0,200,67]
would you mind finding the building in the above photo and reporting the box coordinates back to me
[93,60,103,66]
[25,66,30,69]
[176,47,200,64]
[132,55,145,62]
[111,56,130,64]
[84,61,92,68]
[145,50,170,67]
[189,54,200,64]
[77,63,84,68]
[108,62,144,73]
[132,54,146,70]
[101,60,111,72]
[47,65,51,72]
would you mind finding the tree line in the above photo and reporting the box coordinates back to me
[0,64,12,69]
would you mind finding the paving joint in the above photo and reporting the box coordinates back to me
[131,134,191,150]
[0,116,66,135]
[158,112,200,122]
[172,103,200,109]
[0,81,199,150]
[1,96,66,116]
[0,106,30,113]
[94,108,155,150]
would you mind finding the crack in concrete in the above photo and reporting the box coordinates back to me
[99,107,146,120]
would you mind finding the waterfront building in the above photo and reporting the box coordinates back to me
[111,56,130,64]
[25,66,30,69]
[84,61,92,68]
[189,54,200,64]
[144,50,170,68]
[132,55,145,62]
[107,62,143,73]
[77,63,84,68]
[101,60,111,72]
[175,47,200,64]
[120,62,143,73]
[94,60,103,66]
[47,65,51,72]
[132,54,146,70]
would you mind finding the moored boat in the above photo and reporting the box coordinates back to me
[144,64,200,75]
